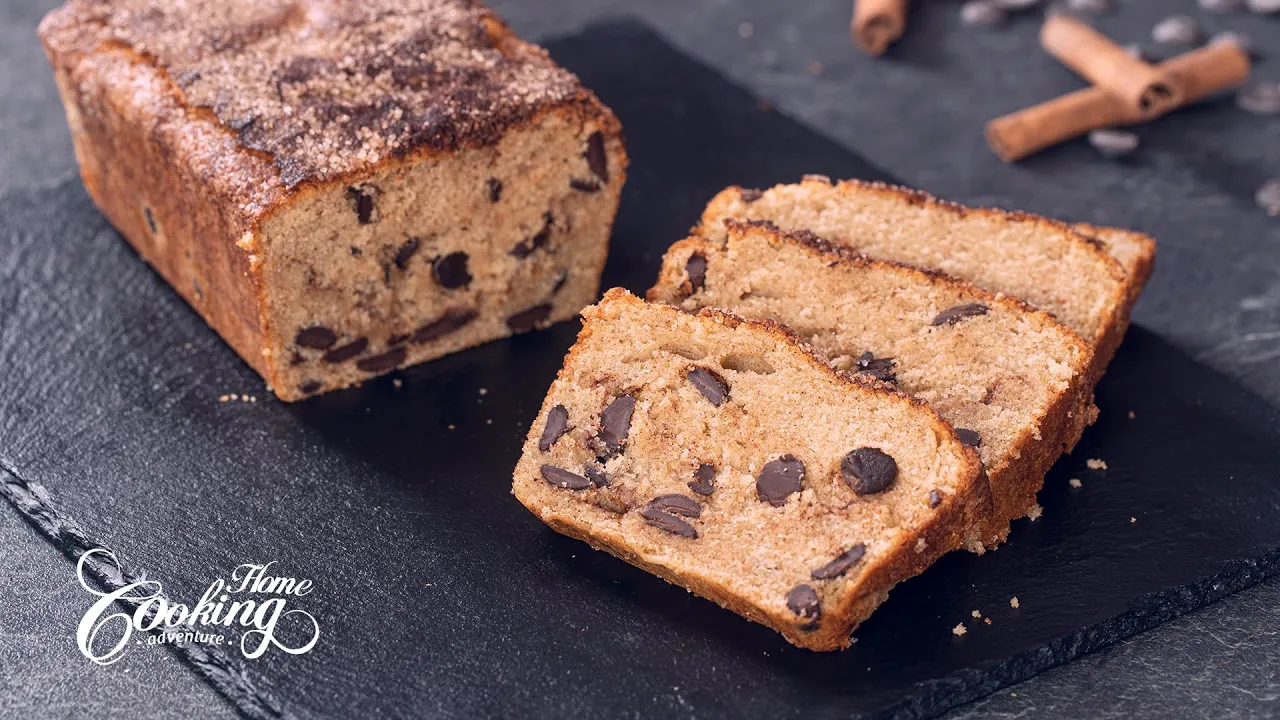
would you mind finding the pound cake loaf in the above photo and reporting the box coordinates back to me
[649,221,1096,543]
[699,177,1155,376]
[512,289,989,650]
[39,0,626,401]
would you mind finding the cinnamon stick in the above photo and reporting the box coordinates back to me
[852,0,909,56]
[987,42,1250,163]
[1040,14,1182,119]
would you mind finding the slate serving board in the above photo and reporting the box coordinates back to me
[3,21,1280,720]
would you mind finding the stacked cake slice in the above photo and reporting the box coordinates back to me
[513,177,1155,650]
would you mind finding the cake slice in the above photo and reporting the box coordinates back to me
[648,221,1096,543]
[512,288,988,651]
[698,177,1155,375]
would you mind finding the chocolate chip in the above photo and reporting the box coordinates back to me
[539,405,570,451]
[298,380,322,395]
[841,448,898,495]
[757,455,805,506]
[956,428,983,447]
[689,463,716,495]
[347,186,377,224]
[685,253,707,293]
[507,304,552,333]
[740,188,763,203]
[931,303,989,326]
[1088,129,1140,159]
[786,584,821,621]
[412,307,478,344]
[811,544,867,580]
[599,395,636,454]
[487,178,502,202]
[510,217,552,258]
[1152,15,1201,46]
[586,466,609,488]
[295,326,337,349]
[350,246,362,257]
[585,131,608,182]
[853,351,896,382]
[541,465,591,490]
[356,347,406,373]
[570,178,601,192]
[432,252,472,289]
[323,337,369,363]
[143,207,158,234]
[929,490,943,508]
[639,507,698,538]
[687,367,728,406]
[646,494,703,518]
[394,238,421,270]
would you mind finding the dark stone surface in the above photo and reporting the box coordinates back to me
[2,1,1279,719]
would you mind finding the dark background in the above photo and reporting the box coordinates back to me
[2,1,1278,718]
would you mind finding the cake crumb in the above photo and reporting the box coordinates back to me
[1087,458,1108,470]
[1131,516,1137,524]
[392,378,403,389]
[218,395,230,403]
[1069,478,1082,488]
[478,387,488,396]
[971,610,981,618]
[915,537,928,553]
[447,424,456,431]
[1010,596,1020,609]
[952,623,967,636]
[1026,504,1043,521]
[486,419,493,425]
[984,617,992,625]
[1128,410,1136,419]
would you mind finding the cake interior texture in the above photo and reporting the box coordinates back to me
[648,221,1096,544]
[512,289,987,650]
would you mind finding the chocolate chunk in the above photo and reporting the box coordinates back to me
[687,367,729,406]
[599,395,636,453]
[487,178,502,202]
[685,253,708,293]
[412,307,478,344]
[639,507,698,538]
[539,405,570,451]
[356,347,406,373]
[323,337,369,363]
[298,380,322,395]
[757,455,805,506]
[350,246,362,257]
[432,252,472,289]
[394,238,421,270]
[786,584,821,621]
[956,428,983,447]
[811,544,867,580]
[740,188,763,203]
[570,178,601,192]
[347,186,376,224]
[841,447,898,495]
[541,465,591,490]
[853,351,896,382]
[646,494,703,518]
[143,207,158,234]
[929,489,943,508]
[931,303,990,326]
[689,463,716,495]
[295,326,337,349]
[510,217,552,258]
[585,131,608,182]
[586,466,609,488]
[507,304,552,332]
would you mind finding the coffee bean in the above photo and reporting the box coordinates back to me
[507,304,552,332]
[1256,178,1280,216]
[757,455,805,506]
[1152,15,1201,46]
[639,506,698,538]
[811,544,867,580]
[323,337,369,363]
[646,494,703,518]
[961,1,1006,27]
[356,347,406,373]
[1238,83,1280,115]
[599,395,636,453]
[956,428,983,447]
[586,131,608,182]
[689,463,716,495]
[740,188,764,203]
[1247,0,1280,12]
[853,351,896,382]
[394,238,421,270]
[144,206,158,234]
[347,186,377,224]
[685,253,708,293]
[539,404,570,451]
[295,326,337,349]
[786,584,821,621]
[929,489,944,508]
[931,303,989,326]
[687,367,729,406]
[487,178,502,202]
[298,380,322,395]
[570,178,601,192]
[432,252,472,289]
[841,447,898,495]
[586,466,609,488]
[412,307,478,344]
[511,216,553,258]
[541,464,591,490]
[1088,129,1140,159]
[1200,0,1245,12]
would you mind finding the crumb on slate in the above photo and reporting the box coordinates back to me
[1010,596,1020,609]
[984,618,992,625]
[1128,410,1136,419]
[1131,517,1137,524]
[1087,458,1108,470]
[952,623,967,636]
[1069,478,1082,488]
[479,387,488,396]
[447,424,456,431]
[1026,504,1043,521]
[392,378,403,389]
